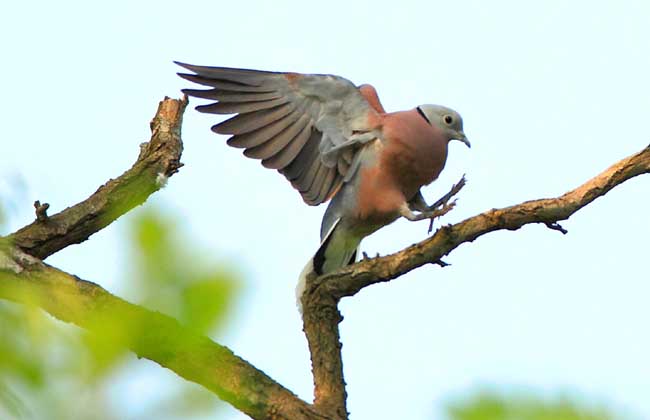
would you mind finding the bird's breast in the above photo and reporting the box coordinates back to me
[346,110,448,233]
[380,111,448,197]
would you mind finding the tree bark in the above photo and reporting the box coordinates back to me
[9,97,186,260]
[302,287,347,419]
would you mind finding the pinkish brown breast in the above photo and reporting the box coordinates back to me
[353,110,448,228]
[380,110,448,199]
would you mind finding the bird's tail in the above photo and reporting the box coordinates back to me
[296,219,360,312]
[295,258,315,314]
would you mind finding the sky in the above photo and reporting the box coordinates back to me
[2,1,650,419]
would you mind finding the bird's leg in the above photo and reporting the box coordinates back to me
[399,204,427,221]
[426,175,467,233]
[426,175,466,212]
[402,175,467,228]
[399,200,457,222]
[407,191,430,213]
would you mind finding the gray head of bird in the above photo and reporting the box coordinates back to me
[416,104,470,148]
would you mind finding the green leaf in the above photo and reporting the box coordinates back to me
[446,390,627,420]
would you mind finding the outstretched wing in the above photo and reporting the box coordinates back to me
[176,62,380,205]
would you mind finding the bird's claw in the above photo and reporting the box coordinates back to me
[427,200,457,233]
[426,175,467,233]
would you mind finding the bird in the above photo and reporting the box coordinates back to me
[176,62,470,307]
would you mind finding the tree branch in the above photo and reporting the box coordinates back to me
[9,97,187,260]
[309,144,650,299]
[1,95,334,419]
[0,248,327,420]
[302,289,348,419]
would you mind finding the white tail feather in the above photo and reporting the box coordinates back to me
[296,218,361,314]
[296,258,314,314]
[296,218,342,313]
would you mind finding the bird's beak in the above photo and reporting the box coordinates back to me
[453,132,471,148]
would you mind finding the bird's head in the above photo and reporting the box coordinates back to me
[416,104,470,148]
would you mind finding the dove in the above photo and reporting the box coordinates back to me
[176,62,469,306]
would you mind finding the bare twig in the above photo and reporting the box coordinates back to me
[33,200,49,222]
[9,96,188,260]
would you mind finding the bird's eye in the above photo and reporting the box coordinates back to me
[444,115,454,125]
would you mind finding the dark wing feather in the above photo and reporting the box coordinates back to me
[176,61,380,206]
[197,97,290,115]
[244,115,311,160]
[212,103,295,135]
[227,110,302,148]
[261,118,312,169]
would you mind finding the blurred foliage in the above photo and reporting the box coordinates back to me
[0,174,28,234]
[446,390,631,420]
[129,209,239,335]
[0,204,241,419]
[0,301,114,420]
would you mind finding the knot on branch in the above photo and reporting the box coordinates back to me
[165,159,184,176]
[34,200,50,222]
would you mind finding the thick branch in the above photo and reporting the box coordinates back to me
[9,97,187,260]
[311,144,650,299]
[302,287,347,420]
[0,248,328,420]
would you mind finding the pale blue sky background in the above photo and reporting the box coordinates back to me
[2,1,649,419]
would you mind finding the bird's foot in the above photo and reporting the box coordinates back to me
[425,200,457,233]
[428,175,466,211]
[427,175,467,233]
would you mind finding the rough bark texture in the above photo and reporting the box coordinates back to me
[302,288,347,420]
[9,97,187,260]
[1,94,649,420]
